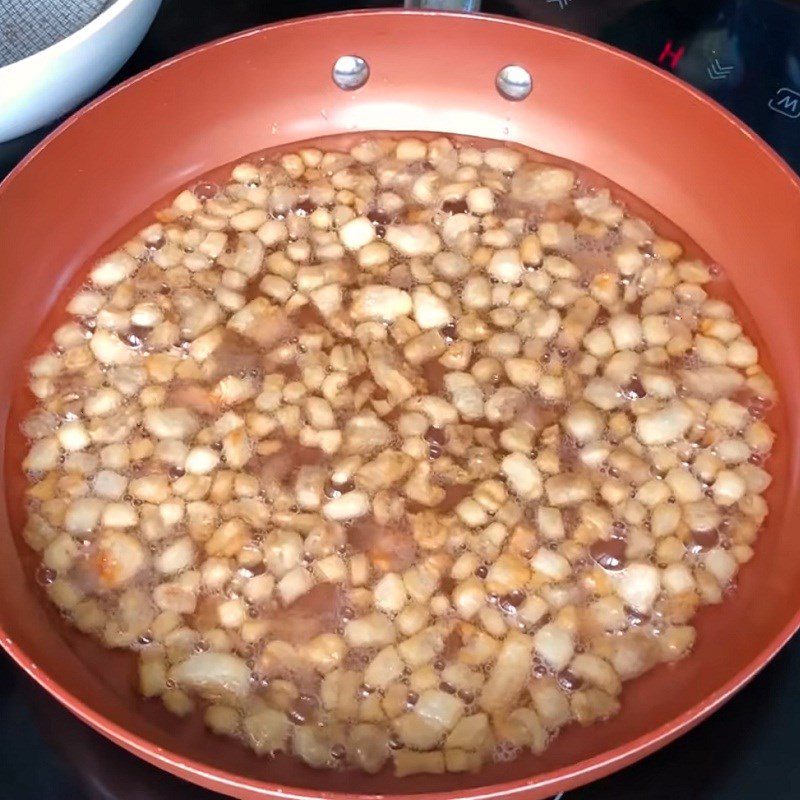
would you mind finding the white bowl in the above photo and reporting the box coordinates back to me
[0,0,162,142]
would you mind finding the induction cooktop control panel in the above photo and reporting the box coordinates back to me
[505,0,799,171]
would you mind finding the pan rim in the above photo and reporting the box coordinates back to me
[1,9,799,799]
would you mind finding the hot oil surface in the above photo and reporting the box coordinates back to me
[3,131,780,780]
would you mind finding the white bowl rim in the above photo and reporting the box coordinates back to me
[0,0,144,75]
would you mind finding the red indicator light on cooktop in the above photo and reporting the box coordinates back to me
[658,39,686,70]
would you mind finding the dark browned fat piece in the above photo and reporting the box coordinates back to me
[442,198,468,214]
[589,537,627,571]
[439,574,456,596]
[441,628,462,661]
[425,425,446,459]
[422,359,447,394]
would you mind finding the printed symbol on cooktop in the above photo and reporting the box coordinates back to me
[768,87,800,119]
[707,58,734,80]
[546,0,570,9]
[658,40,686,71]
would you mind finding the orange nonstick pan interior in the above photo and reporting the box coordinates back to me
[1,10,799,800]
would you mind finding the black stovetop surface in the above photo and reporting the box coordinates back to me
[1,2,798,799]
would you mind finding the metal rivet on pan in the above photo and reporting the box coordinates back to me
[332,55,370,91]
[496,65,532,101]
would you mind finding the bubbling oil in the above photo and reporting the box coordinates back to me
[10,131,778,777]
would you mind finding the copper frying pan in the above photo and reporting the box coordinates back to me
[1,9,799,800]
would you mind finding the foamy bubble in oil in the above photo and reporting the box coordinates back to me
[192,182,219,201]
[35,565,57,586]
[492,741,522,763]
[679,350,702,371]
